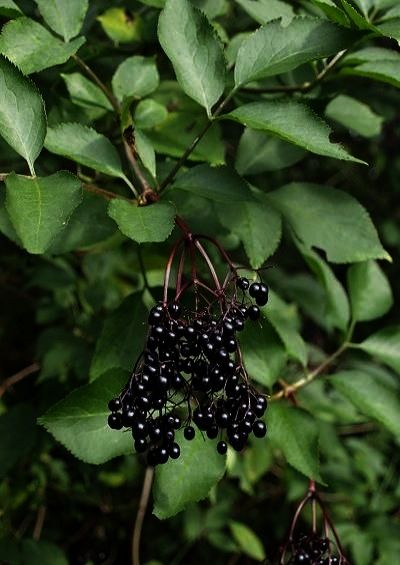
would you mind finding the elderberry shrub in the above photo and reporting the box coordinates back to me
[108,264,270,466]
[287,535,342,565]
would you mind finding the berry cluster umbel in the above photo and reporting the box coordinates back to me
[107,222,270,466]
[287,535,341,564]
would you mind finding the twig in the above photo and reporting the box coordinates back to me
[0,363,40,398]
[33,505,46,541]
[83,183,131,202]
[72,54,120,112]
[132,466,155,565]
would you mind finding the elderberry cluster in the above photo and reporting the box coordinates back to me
[107,277,269,465]
[288,535,342,565]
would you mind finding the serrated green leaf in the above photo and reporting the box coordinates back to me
[5,172,82,254]
[0,0,22,18]
[376,18,400,40]
[325,94,383,138]
[97,8,143,44]
[134,99,168,129]
[347,260,393,322]
[90,293,148,381]
[268,183,390,263]
[0,18,85,75]
[108,200,176,244]
[229,521,266,561]
[61,72,113,120]
[217,191,282,268]
[343,46,400,64]
[341,60,400,89]
[357,326,400,374]
[236,129,305,175]
[330,370,400,438]
[0,56,46,173]
[173,164,252,202]
[267,403,323,482]
[135,128,156,177]
[239,320,287,388]
[39,370,132,464]
[112,56,159,102]
[234,17,355,87]
[45,123,131,185]
[34,0,88,42]
[235,0,294,25]
[0,404,36,478]
[226,100,364,163]
[158,0,226,116]
[153,429,226,519]
[310,0,349,26]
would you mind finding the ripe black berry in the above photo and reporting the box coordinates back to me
[108,398,121,412]
[253,420,267,438]
[237,277,249,290]
[217,440,227,454]
[108,413,122,430]
[169,443,181,459]
[184,426,195,440]
[168,302,181,319]
[247,305,261,320]
[249,282,261,298]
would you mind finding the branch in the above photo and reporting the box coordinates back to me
[0,362,40,398]
[83,183,131,202]
[132,466,155,565]
[73,54,120,112]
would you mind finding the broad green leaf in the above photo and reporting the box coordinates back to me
[158,0,226,116]
[267,403,323,482]
[325,95,383,138]
[34,0,88,42]
[297,240,350,331]
[226,100,364,163]
[97,8,143,43]
[347,260,393,322]
[90,293,148,381]
[48,191,117,254]
[330,370,400,437]
[45,123,132,186]
[135,128,156,177]
[239,320,287,388]
[0,0,22,18]
[234,17,355,87]
[0,404,36,478]
[310,0,349,25]
[108,200,175,244]
[357,326,400,374]
[134,99,168,129]
[217,191,282,268]
[229,522,266,561]
[236,129,305,175]
[61,73,113,120]
[0,18,85,75]
[343,46,400,64]
[21,541,68,565]
[0,56,46,173]
[153,429,226,519]
[342,60,400,89]
[0,187,20,245]
[5,172,82,254]
[234,0,294,25]
[340,0,376,30]
[39,370,133,464]
[268,183,390,263]
[376,19,400,40]
[112,56,159,101]
[173,164,252,202]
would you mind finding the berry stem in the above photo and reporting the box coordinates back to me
[132,466,155,565]
[0,362,40,398]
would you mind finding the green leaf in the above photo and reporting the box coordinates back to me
[61,72,113,120]
[239,320,287,388]
[347,260,393,322]
[236,129,305,175]
[0,404,36,478]
[158,0,226,116]
[21,541,68,565]
[309,0,349,26]
[268,183,390,263]
[267,403,323,482]
[330,370,400,438]
[0,18,85,75]
[134,99,168,129]
[112,56,159,102]
[108,200,175,244]
[340,0,376,30]
[357,326,400,375]
[217,191,282,268]
[45,123,132,186]
[90,293,148,381]
[5,172,82,254]
[0,0,22,18]
[39,370,132,464]
[0,56,46,173]
[325,94,383,138]
[343,46,400,65]
[153,429,226,519]
[135,128,156,177]
[97,8,143,44]
[234,17,355,87]
[173,164,252,202]
[296,240,350,331]
[229,521,266,561]
[342,60,400,89]
[234,0,294,25]
[34,0,88,42]
[226,99,364,163]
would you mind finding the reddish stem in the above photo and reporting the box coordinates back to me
[195,234,236,271]
[163,237,185,304]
